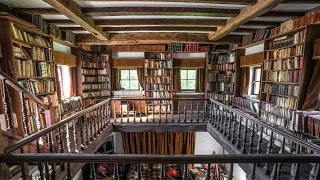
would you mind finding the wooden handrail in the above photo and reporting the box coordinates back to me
[110,98,209,101]
[4,99,110,153]
[0,70,48,109]
[1,153,320,164]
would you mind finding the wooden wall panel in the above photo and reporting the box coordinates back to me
[108,45,165,52]
[112,59,145,68]
[54,51,76,67]
[173,59,206,68]
[240,52,264,67]
[313,38,320,59]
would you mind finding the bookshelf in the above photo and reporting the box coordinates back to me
[75,45,111,108]
[0,17,58,136]
[259,24,320,131]
[206,47,236,105]
[144,52,173,113]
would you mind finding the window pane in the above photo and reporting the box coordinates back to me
[181,70,188,80]
[181,80,187,90]
[130,80,139,90]
[253,82,260,95]
[188,70,196,79]
[255,68,261,81]
[187,80,196,90]
[121,70,129,80]
[130,70,138,80]
[121,80,130,89]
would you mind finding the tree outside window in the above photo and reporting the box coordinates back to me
[181,69,196,91]
[120,69,140,90]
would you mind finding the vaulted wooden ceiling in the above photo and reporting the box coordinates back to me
[1,0,319,45]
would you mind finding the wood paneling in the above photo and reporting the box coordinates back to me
[108,45,165,52]
[112,59,145,68]
[173,59,206,68]
[240,52,264,67]
[54,51,77,67]
[313,38,320,60]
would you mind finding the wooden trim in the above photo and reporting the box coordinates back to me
[53,37,78,48]
[313,38,320,60]
[112,59,145,68]
[43,0,109,41]
[236,40,265,50]
[173,59,206,68]
[72,0,257,5]
[208,0,285,41]
[54,51,77,67]
[240,52,264,67]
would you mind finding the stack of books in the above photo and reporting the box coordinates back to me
[167,43,184,52]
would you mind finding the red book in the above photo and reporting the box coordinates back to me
[293,70,300,82]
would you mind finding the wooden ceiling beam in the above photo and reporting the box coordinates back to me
[208,0,285,41]
[75,33,242,45]
[74,0,257,5]
[43,0,108,40]
[16,8,60,14]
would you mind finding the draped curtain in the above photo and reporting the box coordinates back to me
[302,60,320,110]
[173,68,181,93]
[137,68,145,90]
[240,67,250,96]
[195,68,205,93]
[111,68,121,90]
[121,132,195,155]
[69,67,77,96]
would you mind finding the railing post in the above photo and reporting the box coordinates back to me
[290,144,301,180]
[171,99,174,123]
[227,111,233,140]
[90,163,96,180]
[205,164,211,180]
[223,109,229,136]
[159,100,162,122]
[113,163,119,180]
[137,164,142,180]
[133,100,136,123]
[249,163,256,180]
[20,92,29,137]
[79,115,85,151]
[241,118,248,154]
[313,163,320,180]
[165,100,168,123]
[220,107,224,133]
[67,163,72,180]
[183,164,188,180]
[178,101,181,122]
[2,79,15,133]
[72,119,79,153]
[36,139,44,180]
[152,100,155,122]
[126,101,129,123]
[184,101,187,123]
[236,117,242,149]
[231,113,237,144]
[139,100,142,123]
[191,101,194,122]
[202,101,206,122]
[160,164,166,180]
[113,100,117,123]
[226,163,233,180]
[57,126,65,170]
[248,123,255,154]
[263,131,274,175]
[197,101,200,122]
[20,148,29,180]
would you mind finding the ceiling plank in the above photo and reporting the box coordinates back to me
[16,8,60,14]
[75,33,242,45]
[208,0,285,41]
[43,0,108,40]
[74,0,256,5]
[283,0,320,3]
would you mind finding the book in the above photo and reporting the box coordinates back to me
[233,97,259,114]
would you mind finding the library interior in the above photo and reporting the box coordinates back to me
[0,0,320,180]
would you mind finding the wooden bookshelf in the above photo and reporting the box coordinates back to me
[144,51,173,113]
[0,17,58,136]
[206,47,236,105]
[74,45,111,108]
[259,24,320,132]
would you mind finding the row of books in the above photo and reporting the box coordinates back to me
[242,29,271,46]
[208,54,234,64]
[81,51,94,61]
[265,94,298,109]
[265,70,300,83]
[83,84,108,90]
[13,46,30,59]
[145,53,172,60]
[166,43,184,52]
[32,47,53,62]
[81,61,105,69]
[267,45,304,60]
[208,93,233,103]
[184,44,199,52]
[81,69,106,75]
[295,111,320,138]
[145,84,172,91]
[29,14,48,34]
[207,64,235,71]
[261,102,296,120]
[207,72,234,83]
[61,31,75,44]
[269,30,305,49]
[19,79,55,95]
[264,57,303,70]
[144,60,172,68]
[48,24,61,39]
[81,45,98,52]
[260,111,290,129]
[82,76,109,83]
[83,91,110,99]
[207,82,234,92]
[16,60,35,77]
[36,62,53,77]
[146,91,172,98]
[145,77,172,84]
[234,97,259,114]
[145,69,172,76]
[100,54,109,61]
[263,83,299,97]
[58,97,83,115]
[11,23,51,48]
[25,99,38,115]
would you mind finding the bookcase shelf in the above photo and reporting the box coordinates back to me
[75,45,111,108]
[259,24,320,132]
[144,51,173,113]
[206,46,236,105]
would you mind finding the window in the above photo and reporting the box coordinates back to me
[250,67,261,96]
[120,69,140,90]
[57,65,71,99]
[181,69,196,91]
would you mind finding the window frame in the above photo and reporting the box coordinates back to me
[180,69,196,92]
[251,66,261,96]
[57,65,71,99]
[119,69,140,91]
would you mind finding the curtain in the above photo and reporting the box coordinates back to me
[173,68,181,93]
[302,60,320,110]
[240,67,250,96]
[69,67,77,97]
[121,132,195,154]
[137,68,145,90]
[111,68,120,90]
[195,68,205,93]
